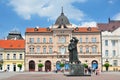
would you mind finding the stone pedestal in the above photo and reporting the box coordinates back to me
[65,64,91,76]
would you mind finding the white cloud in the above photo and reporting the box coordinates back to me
[113,13,120,20]
[79,21,97,27]
[8,0,87,20]
[108,0,113,4]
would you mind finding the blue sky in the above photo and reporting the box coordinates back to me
[0,0,120,39]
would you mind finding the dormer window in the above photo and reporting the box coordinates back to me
[34,27,39,31]
[87,27,91,31]
[75,27,79,31]
[47,27,50,31]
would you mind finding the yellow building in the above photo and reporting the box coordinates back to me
[0,40,25,72]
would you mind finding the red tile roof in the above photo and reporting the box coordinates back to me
[26,28,52,33]
[74,27,100,32]
[26,27,100,33]
[97,20,120,31]
[0,40,25,49]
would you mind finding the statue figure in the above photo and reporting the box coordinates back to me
[68,37,79,64]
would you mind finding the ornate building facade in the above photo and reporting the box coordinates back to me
[25,11,102,72]
[98,19,120,71]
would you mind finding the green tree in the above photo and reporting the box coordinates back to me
[17,64,22,71]
[60,63,65,68]
[38,63,44,71]
[38,63,44,68]
[83,63,88,68]
[104,63,110,71]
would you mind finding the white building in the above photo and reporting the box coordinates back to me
[98,19,120,71]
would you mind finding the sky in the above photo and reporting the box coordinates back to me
[0,0,120,39]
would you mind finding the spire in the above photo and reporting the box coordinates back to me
[61,6,64,15]
[108,17,111,23]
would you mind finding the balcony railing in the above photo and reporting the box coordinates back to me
[27,42,53,44]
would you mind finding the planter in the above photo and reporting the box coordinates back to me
[106,67,109,71]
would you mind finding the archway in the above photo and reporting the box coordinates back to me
[29,60,35,71]
[91,60,98,70]
[56,61,61,71]
[45,60,51,72]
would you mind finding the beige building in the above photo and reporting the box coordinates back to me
[25,11,102,72]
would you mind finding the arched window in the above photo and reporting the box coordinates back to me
[80,47,83,53]
[36,47,40,53]
[43,47,46,53]
[59,36,66,43]
[29,46,34,53]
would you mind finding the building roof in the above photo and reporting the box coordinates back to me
[55,12,70,25]
[0,40,25,49]
[74,27,100,33]
[26,28,52,33]
[7,30,24,40]
[26,27,100,33]
[97,19,120,32]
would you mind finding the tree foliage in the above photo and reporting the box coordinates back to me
[104,63,110,68]
[38,63,44,68]
[83,63,88,68]
[60,63,65,67]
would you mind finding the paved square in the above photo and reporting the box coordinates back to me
[0,72,120,80]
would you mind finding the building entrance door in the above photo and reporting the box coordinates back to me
[29,60,35,71]
[45,60,51,72]
[92,60,98,70]
[13,64,16,71]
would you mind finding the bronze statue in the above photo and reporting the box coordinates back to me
[68,37,79,64]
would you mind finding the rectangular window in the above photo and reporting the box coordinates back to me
[92,47,97,53]
[49,38,52,43]
[20,54,22,59]
[79,38,82,43]
[0,54,2,60]
[37,38,40,43]
[43,47,46,53]
[111,40,116,46]
[105,40,108,46]
[86,37,88,43]
[29,38,34,43]
[113,60,118,66]
[37,47,40,53]
[105,50,108,56]
[112,50,116,57]
[80,47,83,53]
[86,47,89,53]
[43,38,46,43]
[49,47,53,54]
[7,54,10,60]
[7,65,10,70]
[13,54,16,59]
[92,38,96,43]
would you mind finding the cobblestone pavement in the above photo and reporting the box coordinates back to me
[0,72,120,80]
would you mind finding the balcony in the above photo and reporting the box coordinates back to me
[27,42,53,44]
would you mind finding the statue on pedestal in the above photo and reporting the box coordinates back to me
[68,37,79,64]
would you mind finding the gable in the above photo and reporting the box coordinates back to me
[112,27,120,35]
